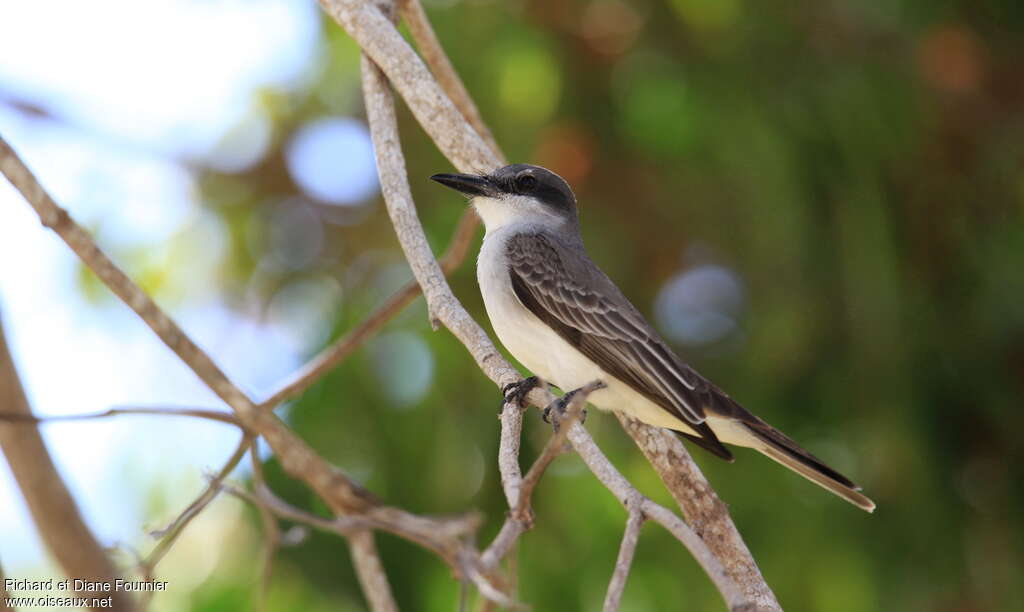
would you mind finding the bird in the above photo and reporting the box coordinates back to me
[430,164,875,512]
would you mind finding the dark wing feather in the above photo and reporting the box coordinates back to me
[506,232,737,461]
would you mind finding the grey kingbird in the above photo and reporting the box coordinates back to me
[431,164,875,512]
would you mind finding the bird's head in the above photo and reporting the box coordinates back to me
[431,164,577,233]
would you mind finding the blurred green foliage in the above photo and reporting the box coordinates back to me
[180,0,1024,610]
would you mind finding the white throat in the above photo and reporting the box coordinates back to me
[473,194,564,236]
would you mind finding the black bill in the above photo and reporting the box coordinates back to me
[429,173,498,198]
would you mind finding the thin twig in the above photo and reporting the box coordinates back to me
[143,434,252,568]
[1,133,377,517]
[223,480,515,608]
[463,560,525,612]
[258,208,478,409]
[398,0,504,162]
[603,507,644,612]
[258,280,419,408]
[221,479,484,579]
[224,480,458,610]
[0,406,241,428]
[224,480,472,541]
[221,483,373,535]
[513,381,603,521]
[480,382,602,572]
[249,444,280,612]
[348,531,398,612]
[137,449,280,612]
[564,421,752,611]
[478,519,520,572]
[481,399,754,610]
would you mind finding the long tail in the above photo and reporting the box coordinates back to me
[742,418,875,512]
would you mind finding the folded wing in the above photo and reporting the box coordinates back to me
[506,231,736,460]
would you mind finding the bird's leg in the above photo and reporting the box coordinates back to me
[542,380,607,431]
[542,389,583,431]
[501,375,540,411]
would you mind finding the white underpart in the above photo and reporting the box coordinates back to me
[472,194,562,231]
[473,195,756,447]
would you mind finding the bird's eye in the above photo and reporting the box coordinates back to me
[517,175,538,191]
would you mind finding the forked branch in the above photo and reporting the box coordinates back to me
[0,0,783,608]
[357,22,757,607]
[0,133,489,611]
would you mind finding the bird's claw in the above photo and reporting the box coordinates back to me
[542,389,587,432]
[500,376,540,412]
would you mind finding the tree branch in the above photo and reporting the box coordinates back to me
[347,531,398,612]
[259,207,478,409]
[512,381,603,522]
[356,23,754,607]
[320,0,502,174]
[1,134,376,517]
[563,422,752,611]
[0,317,135,611]
[603,507,643,612]
[0,129,488,604]
[248,444,280,612]
[397,0,503,162]
[144,434,251,562]
[0,405,241,428]
[256,0,483,408]
[358,36,527,398]
[222,479,504,608]
[617,414,780,610]
[481,384,598,570]
[0,400,252,591]
[0,1,784,608]
[495,396,527,511]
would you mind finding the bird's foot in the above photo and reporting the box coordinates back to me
[542,389,588,432]
[541,381,606,431]
[500,376,540,412]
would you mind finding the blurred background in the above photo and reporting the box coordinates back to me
[1,0,1022,610]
